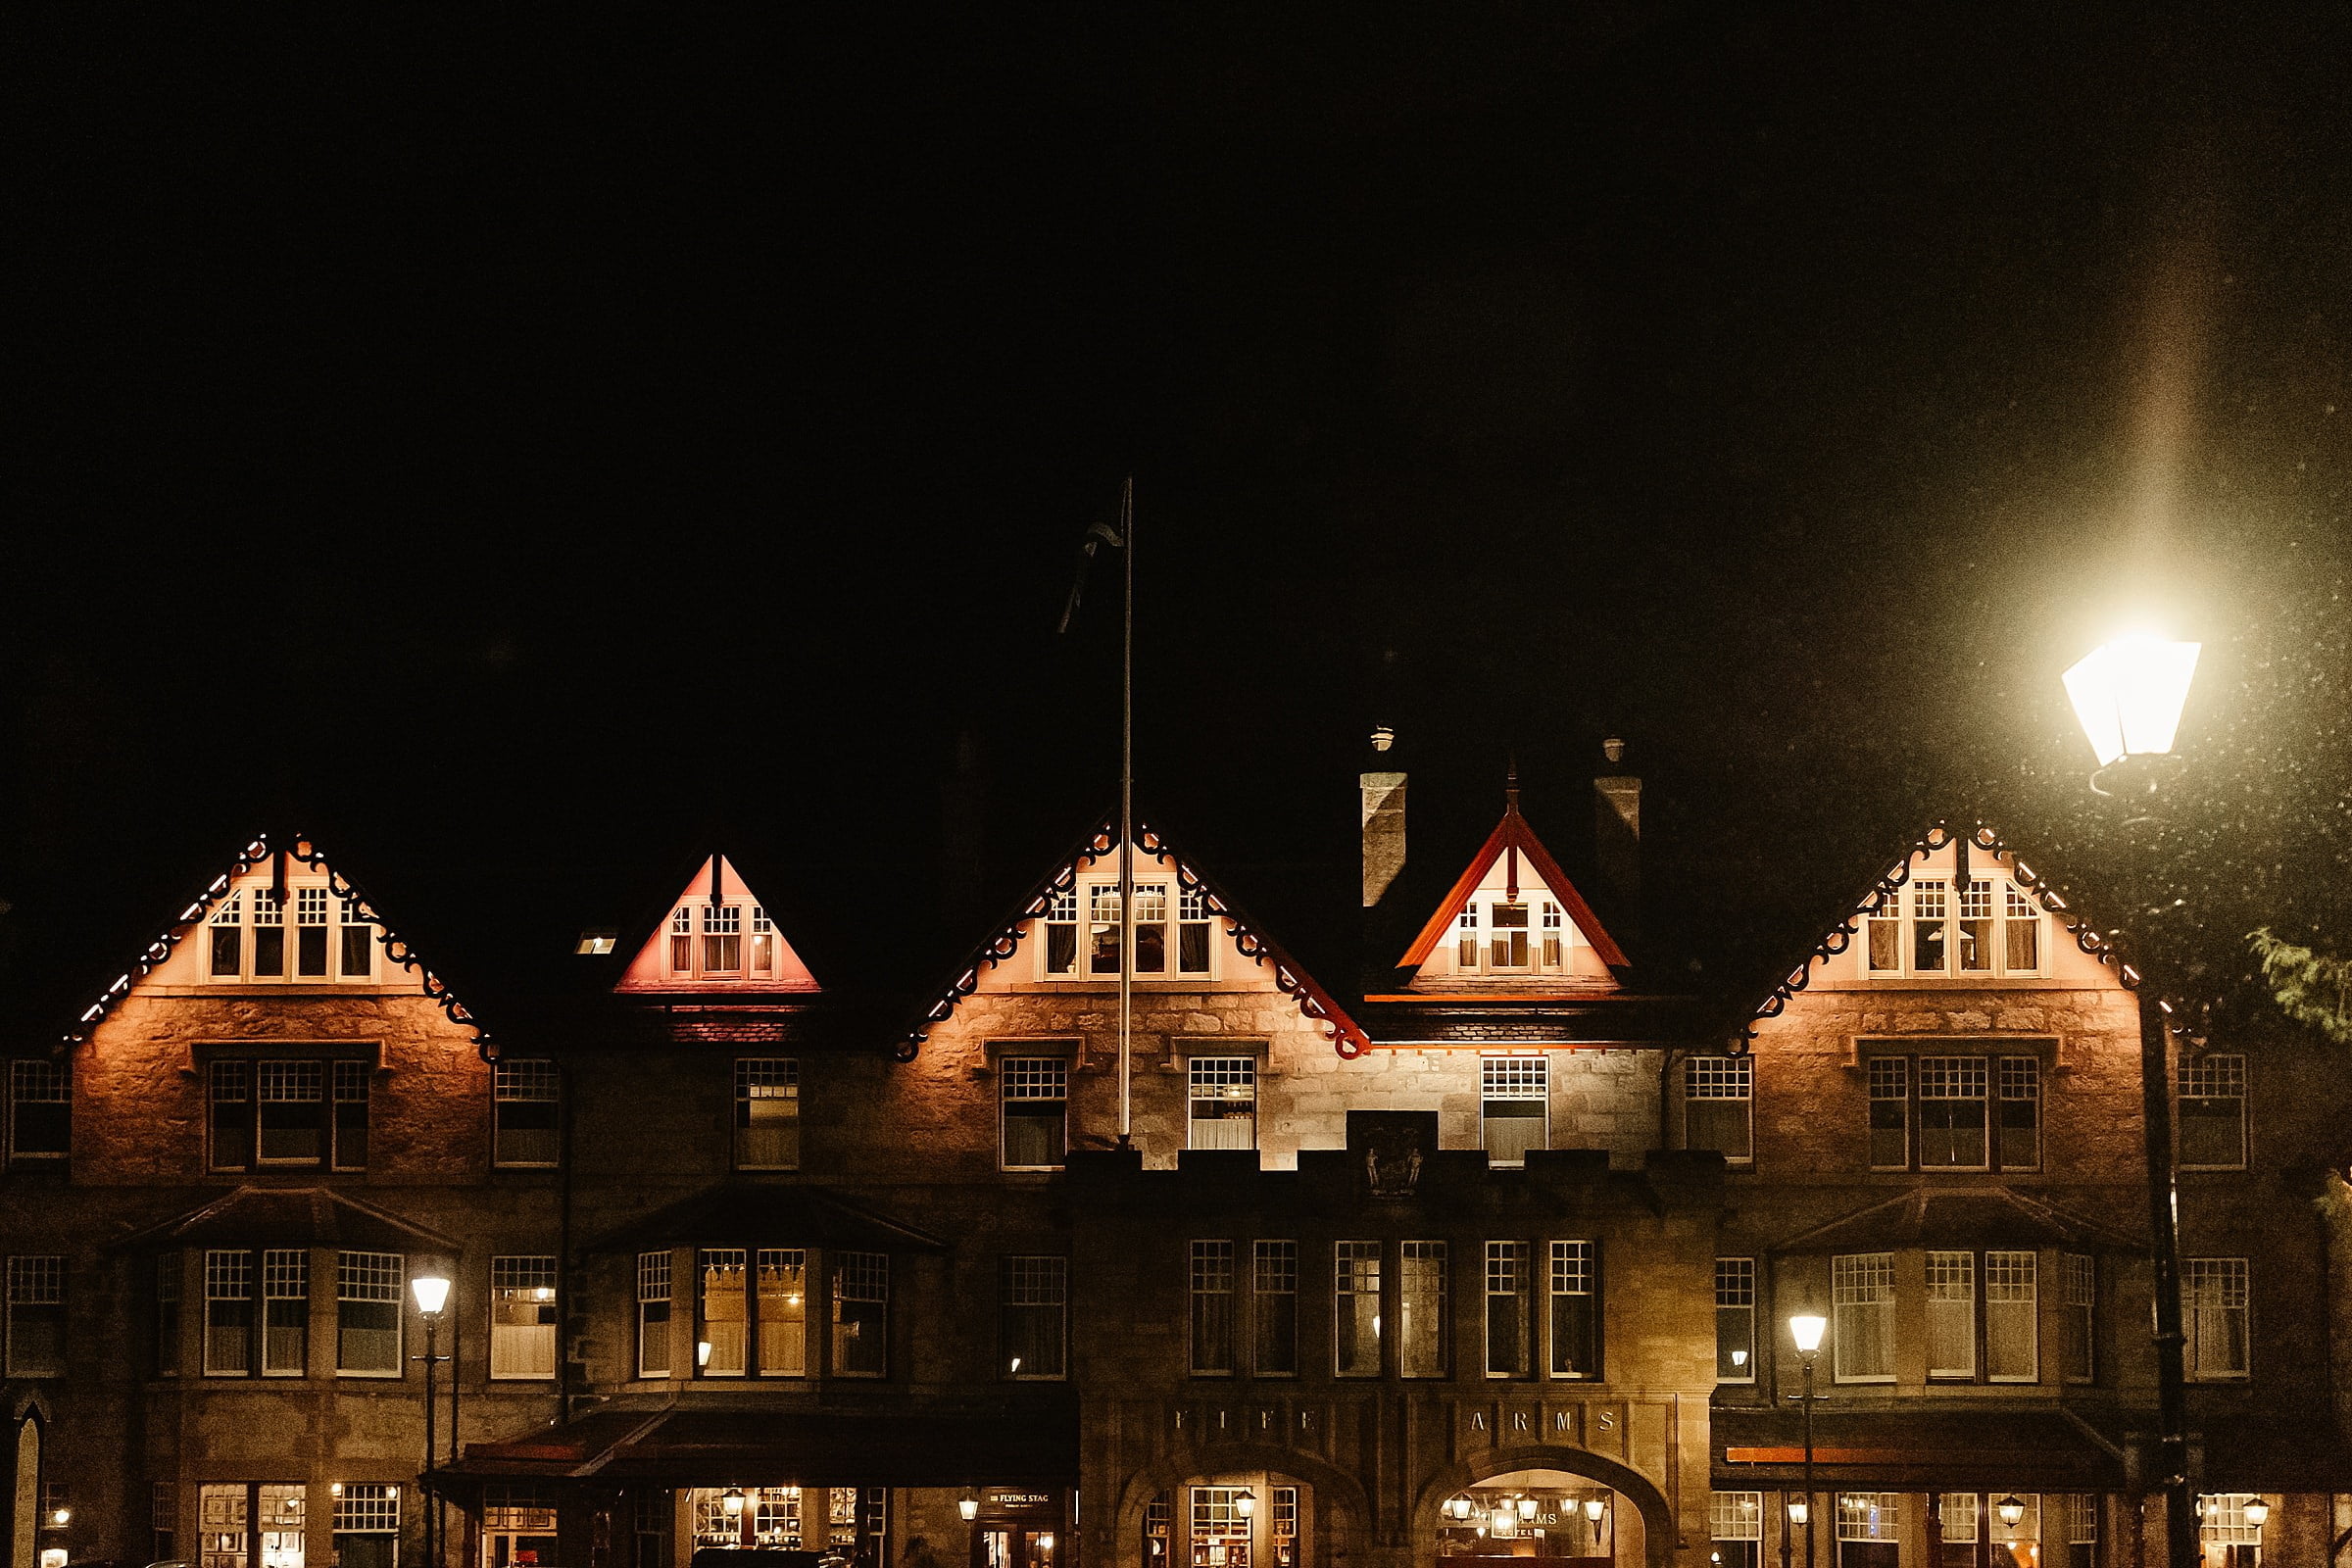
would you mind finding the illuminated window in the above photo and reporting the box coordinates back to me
[702,906,741,973]
[1043,886,1079,975]
[1190,1488,1252,1568]
[1863,879,2044,979]
[1456,906,1479,966]
[203,884,378,985]
[668,907,693,972]
[335,1250,403,1376]
[490,1256,557,1380]
[2183,1258,2249,1380]
[1336,1241,1381,1377]
[1488,902,1531,969]
[697,1250,749,1377]
[1710,1493,1762,1568]
[1188,1057,1256,1150]
[749,907,777,976]
[1397,1241,1446,1378]
[1832,1252,1894,1383]
[8,1060,69,1161]
[1056,878,1211,979]
[1541,902,1565,967]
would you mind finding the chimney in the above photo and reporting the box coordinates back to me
[1593,736,1640,933]
[1361,726,1406,907]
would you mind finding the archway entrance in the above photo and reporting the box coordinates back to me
[1429,1471,1637,1568]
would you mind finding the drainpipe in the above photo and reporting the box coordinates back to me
[557,1056,575,1423]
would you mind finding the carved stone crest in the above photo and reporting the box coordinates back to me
[1349,1109,1436,1199]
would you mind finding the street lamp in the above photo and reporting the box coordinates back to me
[958,1496,981,1524]
[1996,1497,2027,1530]
[1236,1494,1255,1521]
[2242,1497,2270,1530]
[2066,633,2202,1568]
[1517,1497,1538,1521]
[1783,1314,1827,1568]
[411,1273,452,1568]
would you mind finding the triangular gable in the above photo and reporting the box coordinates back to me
[903,813,1369,1059]
[1740,819,2133,1046]
[1397,805,1629,970]
[65,831,489,1050]
[614,853,820,994]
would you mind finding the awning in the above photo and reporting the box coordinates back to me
[583,1186,950,1255]
[1712,1406,2128,1492]
[110,1186,459,1253]
[448,1401,1077,1488]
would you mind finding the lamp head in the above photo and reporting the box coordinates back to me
[1730,1348,1748,1368]
[1997,1496,2027,1529]
[1584,1498,1604,1524]
[959,1497,981,1524]
[698,1340,713,1368]
[721,1488,746,1517]
[2243,1498,2270,1530]
[1787,1499,1809,1527]
[1235,1494,1255,1520]
[2064,635,2201,768]
[410,1274,452,1316]
[1788,1313,1827,1354]
[49,1510,70,1529]
[1517,1497,1536,1520]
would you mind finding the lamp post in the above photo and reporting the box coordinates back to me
[2063,634,2202,1568]
[412,1273,453,1568]
[1786,1314,1827,1568]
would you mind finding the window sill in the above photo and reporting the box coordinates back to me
[335,1371,404,1381]
[1834,1377,1896,1386]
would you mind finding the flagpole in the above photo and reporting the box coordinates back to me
[1117,475,1135,1148]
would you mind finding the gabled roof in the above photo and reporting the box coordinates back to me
[1736,819,2133,1048]
[903,811,1371,1059]
[612,851,821,994]
[62,830,491,1053]
[1396,787,1628,970]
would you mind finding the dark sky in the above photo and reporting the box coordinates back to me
[8,7,2351,1014]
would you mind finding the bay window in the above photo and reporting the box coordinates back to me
[1832,1252,1894,1382]
[1984,1250,2037,1381]
[1926,1251,1975,1378]
[757,1250,807,1376]
[262,1250,308,1377]
[830,1251,888,1376]
[697,1250,749,1376]
[205,1250,255,1375]
[685,1246,808,1378]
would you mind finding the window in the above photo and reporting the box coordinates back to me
[205,1250,255,1375]
[1043,886,1079,975]
[1549,1240,1598,1379]
[1489,901,1532,969]
[1938,1494,1980,1565]
[749,906,779,978]
[1482,1056,1547,1167]
[2183,1258,2249,1380]
[757,1250,807,1376]
[1336,1241,1382,1376]
[1191,1489,1252,1568]
[208,1056,368,1171]
[702,905,742,973]
[1989,1493,2038,1567]
[1926,1251,1975,1379]
[262,1249,308,1377]
[1867,1057,1909,1169]
[1866,1051,2042,1172]
[1685,1055,1752,1162]
[1178,887,1214,974]
[8,1061,69,1161]
[1865,879,2044,978]
[668,907,693,971]
[633,1493,671,1568]
[1397,1241,1446,1378]
[1997,1057,2040,1169]
[1485,1241,1530,1378]
[157,1258,181,1376]
[6,1256,64,1377]
[830,1251,888,1376]
[1832,1252,1894,1382]
[2180,1054,2248,1169]
[1270,1487,1299,1568]
[1190,1241,1236,1375]
[1457,906,1479,966]
[1188,1057,1257,1151]
[1541,902,1565,968]
[1985,1250,2037,1382]
[490,1256,558,1380]
[154,1481,178,1564]
[1251,1241,1297,1375]
[698,1249,749,1376]
[1000,1255,1066,1379]
[637,1251,672,1378]
[2060,1495,2099,1568]
[1837,1494,1901,1568]
[1710,1493,1763,1568]
[1090,885,1123,975]
[734,1058,800,1170]
[335,1251,402,1375]
[1000,1056,1067,1170]
[2062,1253,2094,1383]
[1715,1258,1755,1381]
[1918,1057,1988,1168]
[494,1060,561,1168]
[2199,1495,2264,1563]
[204,886,378,984]
[332,1486,399,1561]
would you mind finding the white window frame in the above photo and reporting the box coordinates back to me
[733,1057,801,1171]
[1926,1250,1976,1379]
[829,1250,889,1377]
[1715,1257,1756,1383]
[1480,1055,1547,1168]
[1043,876,1216,980]
[1188,1057,1258,1151]
[202,881,380,986]
[637,1250,672,1379]
[1547,1239,1599,1380]
[999,1055,1069,1171]
[334,1250,404,1378]
[1484,1241,1530,1380]
[1862,877,2047,979]
[260,1248,308,1378]
[1685,1054,1753,1164]
[1710,1493,1763,1544]
[2179,1054,2249,1170]
[2183,1257,2250,1381]
[663,900,772,982]
[1837,1494,1900,1544]
[489,1255,558,1381]
[1832,1251,1895,1383]
[1984,1250,2038,1383]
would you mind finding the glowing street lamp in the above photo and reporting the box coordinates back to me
[2242,1498,2270,1530]
[1782,1314,1828,1568]
[1517,1497,1537,1521]
[1236,1494,1255,1521]
[411,1273,453,1568]
[959,1496,981,1524]
[2063,636,2200,787]
[1583,1499,1603,1525]
[1996,1497,2027,1530]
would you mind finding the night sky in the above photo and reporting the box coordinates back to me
[9,8,2352,1020]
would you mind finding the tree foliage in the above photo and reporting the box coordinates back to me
[2248,927,2352,1048]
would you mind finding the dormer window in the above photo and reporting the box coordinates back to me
[702,906,741,973]
[1456,907,1479,966]
[206,886,379,985]
[1488,903,1531,969]
[1446,900,1581,977]
[1541,903,1563,967]
[749,908,777,977]
[668,908,693,971]
[1865,879,2044,979]
[664,904,773,981]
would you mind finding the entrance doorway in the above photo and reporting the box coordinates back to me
[972,1488,1065,1568]
[1433,1470,1620,1568]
